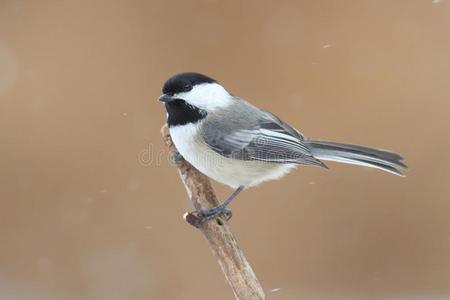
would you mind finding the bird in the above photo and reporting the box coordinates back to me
[158,72,407,222]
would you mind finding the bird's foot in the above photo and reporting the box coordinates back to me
[196,205,233,223]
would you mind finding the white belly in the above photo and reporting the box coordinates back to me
[169,124,297,188]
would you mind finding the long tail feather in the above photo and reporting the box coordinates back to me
[304,140,407,176]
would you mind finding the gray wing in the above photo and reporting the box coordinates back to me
[202,107,326,167]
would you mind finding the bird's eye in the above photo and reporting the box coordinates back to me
[184,84,193,91]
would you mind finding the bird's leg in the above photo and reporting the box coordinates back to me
[197,186,245,222]
[170,150,184,162]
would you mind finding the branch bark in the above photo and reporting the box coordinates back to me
[161,125,266,300]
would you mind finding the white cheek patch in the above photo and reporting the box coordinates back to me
[175,83,232,111]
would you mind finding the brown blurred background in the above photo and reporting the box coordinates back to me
[1,0,449,299]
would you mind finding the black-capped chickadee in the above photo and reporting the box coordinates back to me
[159,72,406,221]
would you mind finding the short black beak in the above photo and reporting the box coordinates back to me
[158,94,174,103]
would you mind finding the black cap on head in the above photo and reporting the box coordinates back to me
[162,72,217,95]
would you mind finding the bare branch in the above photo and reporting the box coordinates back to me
[161,125,266,300]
